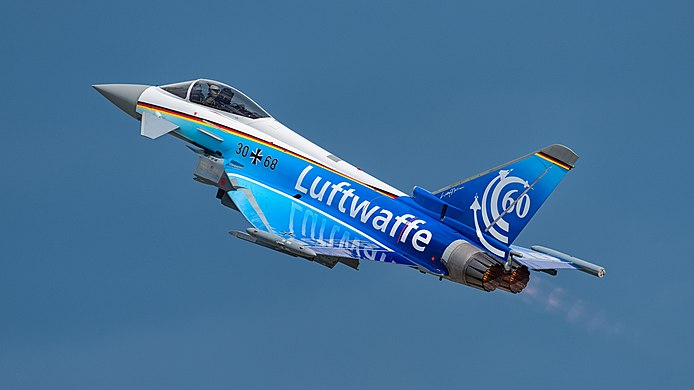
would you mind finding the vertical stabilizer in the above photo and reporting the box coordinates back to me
[430,144,578,246]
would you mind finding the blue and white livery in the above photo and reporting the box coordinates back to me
[94,79,605,294]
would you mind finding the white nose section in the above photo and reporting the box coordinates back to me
[92,84,150,119]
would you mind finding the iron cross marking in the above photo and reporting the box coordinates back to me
[249,148,263,165]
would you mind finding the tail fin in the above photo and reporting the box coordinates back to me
[432,144,578,246]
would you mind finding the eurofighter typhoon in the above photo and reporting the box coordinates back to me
[94,79,605,294]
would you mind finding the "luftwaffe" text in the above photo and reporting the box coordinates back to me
[294,165,432,252]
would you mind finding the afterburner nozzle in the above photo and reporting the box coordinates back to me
[481,264,504,292]
[92,84,151,120]
[498,266,530,294]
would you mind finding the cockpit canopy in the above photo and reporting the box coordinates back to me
[160,79,270,120]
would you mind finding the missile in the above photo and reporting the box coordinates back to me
[531,245,606,278]
[230,228,317,259]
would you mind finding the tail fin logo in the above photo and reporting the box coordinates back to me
[471,170,531,251]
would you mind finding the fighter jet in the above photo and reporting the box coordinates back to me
[94,79,605,293]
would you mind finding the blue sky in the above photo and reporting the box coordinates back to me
[2,0,693,388]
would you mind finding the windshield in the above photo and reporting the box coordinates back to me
[160,81,192,99]
[190,80,270,119]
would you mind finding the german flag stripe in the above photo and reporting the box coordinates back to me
[136,102,399,198]
[536,152,572,170]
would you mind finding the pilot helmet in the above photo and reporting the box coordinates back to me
[209,84,220,93]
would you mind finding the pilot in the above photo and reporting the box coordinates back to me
[203,84,221,108]
[190,83,204,103]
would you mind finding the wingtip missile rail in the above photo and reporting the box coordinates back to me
[530,245,606,278]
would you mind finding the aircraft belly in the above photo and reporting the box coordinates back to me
[226,175,412,265]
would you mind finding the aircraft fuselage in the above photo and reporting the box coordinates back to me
[134,96,460,274]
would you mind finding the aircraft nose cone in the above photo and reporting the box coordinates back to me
[92,84,151,120]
